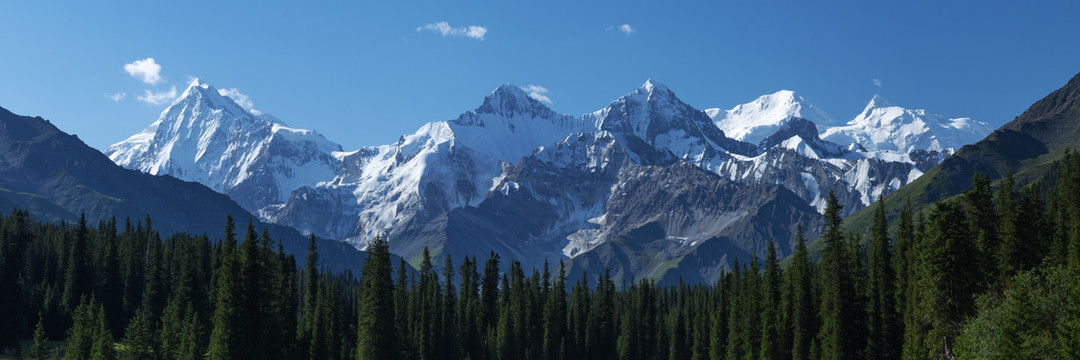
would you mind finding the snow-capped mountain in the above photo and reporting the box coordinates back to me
[107,79,342,212]
[820,95,993,154]
[707,90,838,145]
[108,79,988,283]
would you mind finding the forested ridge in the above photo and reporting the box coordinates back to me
[2,153,1080,359]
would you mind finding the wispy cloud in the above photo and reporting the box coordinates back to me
[217,87,258,113]
[873,78,882,88]
[137,86,177,105]
[417,21,487,40]
[521,85,552,104]
[607,24,636,36]
[105,92,127,102]
[124,58,163,85]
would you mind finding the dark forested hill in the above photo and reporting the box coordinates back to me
[0,106,364,273]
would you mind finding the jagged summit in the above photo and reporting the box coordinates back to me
[106,78,342,210]
[641,79,671,97]
[864,94,893,110]
[474,83,557,118]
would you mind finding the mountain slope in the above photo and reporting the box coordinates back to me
[844,71,1080,234]
[108,79,343,213]
[0,105,365,273]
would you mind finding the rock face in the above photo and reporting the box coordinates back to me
[108,79,990,284]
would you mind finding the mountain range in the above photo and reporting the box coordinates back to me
[105,79,991,283]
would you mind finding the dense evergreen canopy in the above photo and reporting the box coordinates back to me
[2,152,1080,359]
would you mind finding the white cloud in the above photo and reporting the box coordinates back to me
[105,92,127,102]
[607,24,636,36]
[217,87,257,113]
[521,84,552,104]
[124,58,163,85]
[417,21,487,40]
[137,86,178,105]
[873,78,882,88]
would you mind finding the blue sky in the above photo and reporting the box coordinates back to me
[2,0,1078,151]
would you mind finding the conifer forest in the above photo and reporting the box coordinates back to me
[2,153,1080,360]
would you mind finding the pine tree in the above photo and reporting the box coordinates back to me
[442,256,459,360]
[298,235,319,358]
[89,304,115,360]
[64,298,99,360]
[32,314,48,360]
[964,173,998,284]
[481,251,501,335]
[866,198,900,360]
[997,170,1020,278]
[61,214,94,315]
[456,256,482,360]
[759,242,782,360]
[910,200,978,359]
[356,236,398,360]
[894,200,913,332]
[209,216,243,360]
[0,209,32,352]
[393,258,412,357]
[568,271,590,360]
[816,191,860,360]
[119,307,155,360]
[784,225,814,360]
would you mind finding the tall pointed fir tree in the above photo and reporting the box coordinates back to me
[784,225,814,360]
[909,200,978,359]
[209,216,243,360]
[543,260,568,360]
[816,191,861,360]
[356,236,398,360]
[759,241,782,360]
[299,235,319,358]
[866,198,900,360]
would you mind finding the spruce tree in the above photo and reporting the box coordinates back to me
[964,173,998,283]
[759,242,782,360]
[208,216,242,360]
[32,314,48,360]
[816,191,859,360]
[443,255,459,360]
[64,298,98,360]
[356,236,398,360]
[299,235,319,357]
[0,209,32,351]
[997,170,1020,278]
[785,225,814,360]
[866,198,900,360]
[119,307,155,360]
[910,200,978,359]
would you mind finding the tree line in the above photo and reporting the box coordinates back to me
[1,152,1080,359]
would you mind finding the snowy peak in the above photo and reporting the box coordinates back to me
[863,94,893,111]
[641,79,672,98]
[173,78,249,117]
[709,90,836,144]
[107,78,343,211]
[820,95,992,154]
[475,84,556,118]
[591,79,702,137]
